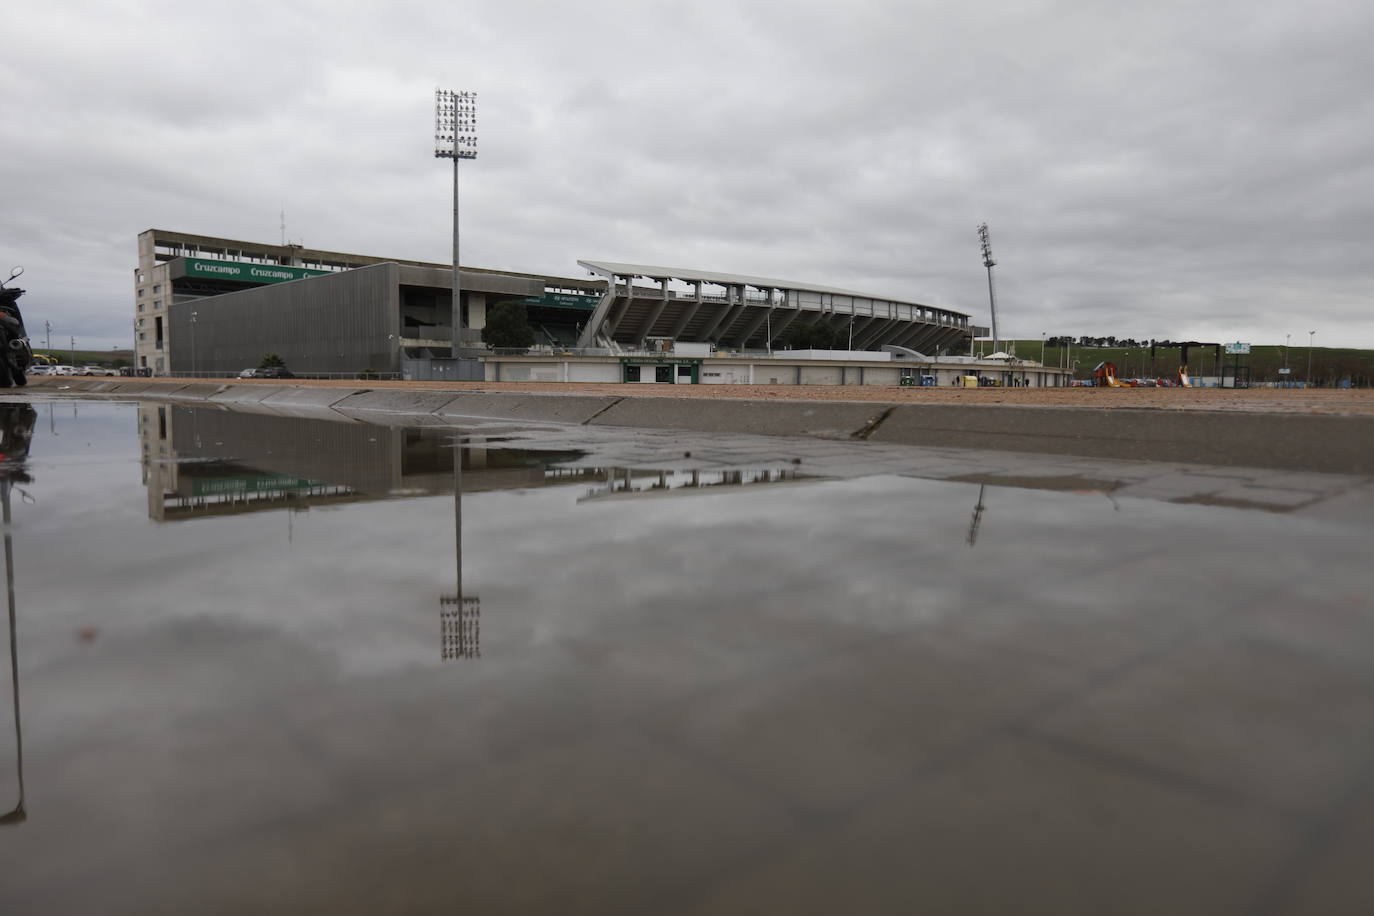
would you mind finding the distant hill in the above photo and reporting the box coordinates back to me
[998,341,1372,386]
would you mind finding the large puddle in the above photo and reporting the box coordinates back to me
[2,399,1372,914]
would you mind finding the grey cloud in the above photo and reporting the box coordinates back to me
[1,0,1371,347]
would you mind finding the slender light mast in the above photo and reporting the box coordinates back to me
[977,223,999,355]
[435,89,478,361]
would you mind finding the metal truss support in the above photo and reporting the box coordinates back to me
[696,286,741,341]
[731,304,775,349]
[855,319,897,349]
[667,282,703,339]
[635,281,673,345]
[712,302,751,344]
[765,307,803,347]
[848,316,881,348]
[895,324,931,352]
[868,322,911,350]
[576,282,620,348]
[604,285,635,337]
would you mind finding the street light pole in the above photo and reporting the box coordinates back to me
[977,223,999,355]
[435,89,478,368]
[190,310,198,378]
[69,336,75,367]
[1308,330,1316,387]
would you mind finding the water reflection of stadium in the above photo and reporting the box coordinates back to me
[138,405,803,520]
[137,405,805,662]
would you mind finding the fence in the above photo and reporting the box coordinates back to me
[165,370,403,381]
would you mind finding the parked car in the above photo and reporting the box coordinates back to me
[80,366,116,376]
[27,364,53,375]
[237,368,260,378]
[256,366,294,379]
[51,365,76,376]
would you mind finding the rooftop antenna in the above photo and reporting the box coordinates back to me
[977,223,1000,354]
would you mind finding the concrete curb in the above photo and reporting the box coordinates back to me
[585,397,887,439]
[209,385,288,405]
[160,383,223,399]
[869,404,1374,474]
[331,390,465,414]
[17,378,1374,474]
[260,388,357,409]
[435,392,624,425]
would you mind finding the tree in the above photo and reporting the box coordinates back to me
[259,352,285,368]
[782,321,844,350]
[481,301,535,349]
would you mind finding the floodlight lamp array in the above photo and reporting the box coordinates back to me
[977,223,995,268]
[435,88,478,159]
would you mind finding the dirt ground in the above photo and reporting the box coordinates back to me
[105,377,1374,417]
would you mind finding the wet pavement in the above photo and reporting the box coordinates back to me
[1,398,1372,914]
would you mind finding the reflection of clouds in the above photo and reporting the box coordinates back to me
[8,402,1374,914]
[16,403,1371,744]
[29,616,340,747]
[24,406,1362,661]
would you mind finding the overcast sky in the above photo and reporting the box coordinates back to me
[2,0,1371,350]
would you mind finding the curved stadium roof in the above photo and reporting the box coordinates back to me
[578,260,960,314]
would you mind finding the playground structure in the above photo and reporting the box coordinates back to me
[1150,341,1221,388]
[1092,361,1125,387]
[1088,342,1226,388]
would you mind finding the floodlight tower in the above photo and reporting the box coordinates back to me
[434,89,478,360]
[977,223,1000,355]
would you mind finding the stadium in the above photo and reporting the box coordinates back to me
[133,229,1066,387]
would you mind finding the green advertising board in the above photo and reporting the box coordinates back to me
[179,258,333,285]
[519,291,602,311]
[191,475,325,497]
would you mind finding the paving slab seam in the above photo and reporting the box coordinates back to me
[853,405,898,440]
[581,396,627,425]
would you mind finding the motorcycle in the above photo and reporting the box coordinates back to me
[0,267,32,388]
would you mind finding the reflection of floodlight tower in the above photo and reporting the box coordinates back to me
[2,481,25,826]
[434,89,478,361]
[966,484,987,549]
[977,223,1000,355]
[439,439,479,660]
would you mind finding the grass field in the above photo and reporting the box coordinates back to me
[32,349,134,368]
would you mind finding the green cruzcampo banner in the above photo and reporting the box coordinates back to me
[520,292,602,310]
[179,258,333,284]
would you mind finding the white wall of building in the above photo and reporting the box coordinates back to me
[701,364,751,384]
[567,362,619,383]
[798,366,843,385]
[484,355,1070,387]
